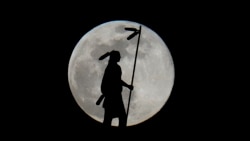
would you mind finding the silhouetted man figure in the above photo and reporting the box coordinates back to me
[96,50,133,128]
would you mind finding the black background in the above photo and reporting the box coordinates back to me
[3,2,244,139]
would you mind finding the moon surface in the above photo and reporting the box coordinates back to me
[68,20,175,126]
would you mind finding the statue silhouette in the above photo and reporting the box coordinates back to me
[96,50,133,128]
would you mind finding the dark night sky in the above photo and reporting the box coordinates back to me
[3,3,242,139]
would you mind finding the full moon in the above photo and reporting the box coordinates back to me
[68,20,175,126]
